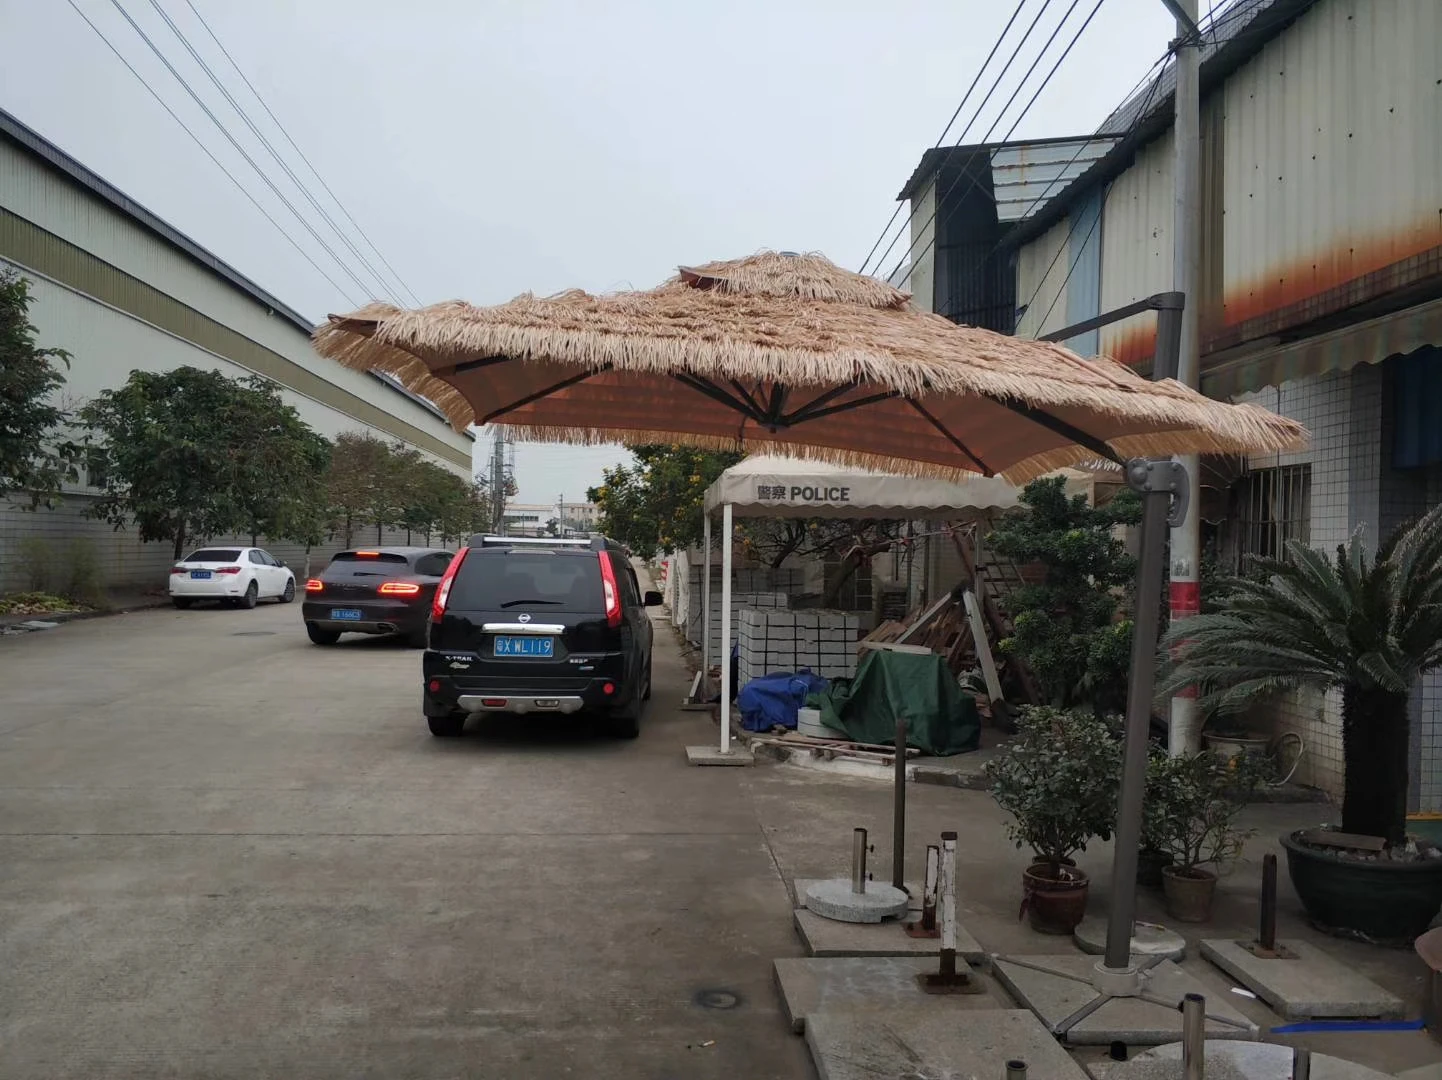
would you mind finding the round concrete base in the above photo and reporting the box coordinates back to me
[1074,917,1186,962]
[804,879,910,924]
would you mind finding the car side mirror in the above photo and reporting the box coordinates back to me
[643,590,663,607]
[278,560,287,568]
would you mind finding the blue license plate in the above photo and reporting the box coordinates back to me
[330,608,363,621]
[190,570,212,579]
[495,635,555,658]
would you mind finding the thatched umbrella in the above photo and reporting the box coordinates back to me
[314,251,1303,484]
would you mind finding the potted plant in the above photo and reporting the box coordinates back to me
[1163,507,1442,943]
[1144,750,1261,922]
[984,706,1121,934]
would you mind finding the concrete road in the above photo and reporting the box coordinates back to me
[0,599,812,1079]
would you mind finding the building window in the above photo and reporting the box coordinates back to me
[83,448,110,490]
[1233,464,1310,569]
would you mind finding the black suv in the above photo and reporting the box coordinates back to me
[422,535,660,739]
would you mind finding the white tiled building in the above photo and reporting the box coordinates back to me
[899,0,1442,809]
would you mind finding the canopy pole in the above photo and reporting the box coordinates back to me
[702,513,712,694]
[719,502,734,754]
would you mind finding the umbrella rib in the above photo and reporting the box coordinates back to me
[729,379,766,416]
[781,382,862,423]
[440,355,512,377]
[789,390,903,425]
[905,398,994,476]
[478,365,612,425]
[992,399,1123,465]
[671,373,764,422]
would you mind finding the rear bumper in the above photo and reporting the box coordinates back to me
[423,671,630,717]
[457,694,586,715]
[170,575,249,597]
[302,600,426,635]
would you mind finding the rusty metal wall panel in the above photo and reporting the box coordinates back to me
[1098,130,1174,365]
[1220,0,1442,327]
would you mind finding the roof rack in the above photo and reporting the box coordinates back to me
[469,534,603,550]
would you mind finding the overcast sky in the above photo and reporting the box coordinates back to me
[1,0,1183,503]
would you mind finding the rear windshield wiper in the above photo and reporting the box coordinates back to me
[498,599,564,608]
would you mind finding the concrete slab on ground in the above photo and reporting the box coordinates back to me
[1085,1040,1393,1080]
[792,907,988,963]
[773,956,999,1034]
[684,744,753,766]
[805,1006,1089,1080]
[993,955,1260,1045]
[1076,917,1187,961]
[1200,939,1406,1020]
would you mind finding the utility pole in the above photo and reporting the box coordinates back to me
[1166,0,1203,756]
[489,434,508,536]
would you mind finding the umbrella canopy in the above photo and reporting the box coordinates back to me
[314,251,1306,482]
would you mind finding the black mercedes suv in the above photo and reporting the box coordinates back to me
[422,535,660,739]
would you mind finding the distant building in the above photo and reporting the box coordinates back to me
[500,501,599,537]
[0,107,473,588]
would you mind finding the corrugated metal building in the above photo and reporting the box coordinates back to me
[900,0,1442,809]
[0,107,474,591]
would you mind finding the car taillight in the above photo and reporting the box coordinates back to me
[354,550,380,557]
[379,581,421,596]
[432,548,468,621]
[170,566,186,575]
[216,566,242,575]
[305,579,324,593]
[598,551,622,628]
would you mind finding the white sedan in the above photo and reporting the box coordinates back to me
[168,546,297,609]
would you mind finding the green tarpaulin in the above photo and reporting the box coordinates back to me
[808,649,980,756]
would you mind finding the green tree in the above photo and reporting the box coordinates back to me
[433,475,491,545]
[588,445,741,558]
[81,366,320,560]
[325,432,393,547]
[229,381,333,548]
[1162,508,1442,844]
[0,270,78,506]
[986,476,1141,713]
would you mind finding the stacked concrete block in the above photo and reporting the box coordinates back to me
[737,609,861,686]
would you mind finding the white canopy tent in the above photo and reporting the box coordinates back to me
[696,456,1025,759]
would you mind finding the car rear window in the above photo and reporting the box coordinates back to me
[449,552,602,611]
[186,549,242,562]
[330,552,409,565]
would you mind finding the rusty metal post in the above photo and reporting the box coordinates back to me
[918,831,984,993]
[1259,853,1278,952]
[904,843,940,939]
[1181,993,1205,1080]
[1292,1047,1311,1080]
[893,717,907,891]
[851,828,869,894]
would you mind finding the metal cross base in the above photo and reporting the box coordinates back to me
[993,953,1258,1042]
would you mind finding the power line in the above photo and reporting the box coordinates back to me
[886,0,1107,290]
[180,0,423,307]
[104,0,377,301]
[143,0,401,304]
[856,0,1029,276]
[865,0,1061,281]
[1018,61,1169,335]
[62,0,361,306]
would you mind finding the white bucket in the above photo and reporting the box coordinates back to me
[797,707,834,739]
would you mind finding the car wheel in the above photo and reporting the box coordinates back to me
[240,581,258,610]
[306,623,341,646]
[608,694,642,739]
[279,578,295,604]
[428,713,466,737]
[171,597,192,610]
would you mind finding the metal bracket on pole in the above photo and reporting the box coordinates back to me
[918,832,984,994]
[1126,459,1190,528]
[905,844,941,938]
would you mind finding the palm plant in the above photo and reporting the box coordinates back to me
[1162,504,1442,846]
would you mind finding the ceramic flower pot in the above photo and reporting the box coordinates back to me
[1022,862,1090,935]
[1281,829,1442,945]
[1162,865,1217,923]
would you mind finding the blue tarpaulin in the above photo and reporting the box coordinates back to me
[737,670,830,732]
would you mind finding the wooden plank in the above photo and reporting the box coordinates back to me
[1296,829,1386,852]
[964,589,1004,705]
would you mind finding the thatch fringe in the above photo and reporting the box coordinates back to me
[310,251,1309,478]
